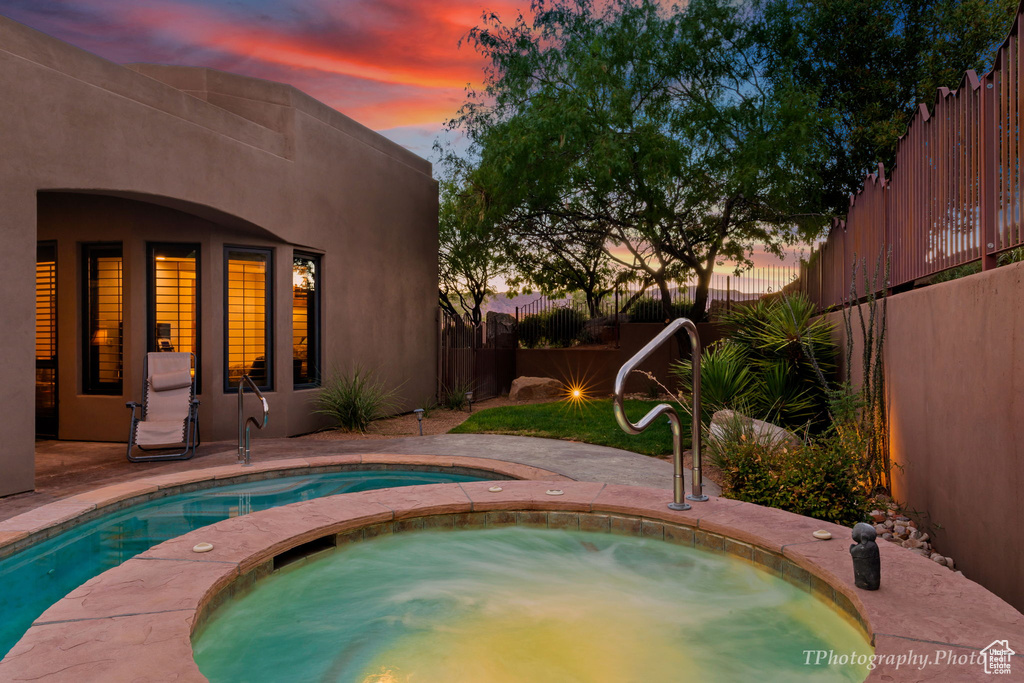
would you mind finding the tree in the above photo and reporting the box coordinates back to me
[763,0,1017,215]
[452,0,826,322]
[438,163,506,325]
[502,214,618,316]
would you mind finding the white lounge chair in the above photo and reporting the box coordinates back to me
[126,352,200,461]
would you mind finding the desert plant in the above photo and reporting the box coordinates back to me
[518,313,545,348]
[627,296,691,323]
[670,342,755,423]
[439,378,475,410]
[718,293,837,430]
[545,307,587,347]
[315,367,401,432]
[707,412,867,525]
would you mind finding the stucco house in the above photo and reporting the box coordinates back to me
[0,15,439,497]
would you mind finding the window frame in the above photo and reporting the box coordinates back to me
[223,246,274,393]
[147,242,202,393]
[81,242,124,396]
[292,251,322,389]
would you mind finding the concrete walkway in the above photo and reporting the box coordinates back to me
[1,435,719,522]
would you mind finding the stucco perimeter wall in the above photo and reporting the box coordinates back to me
[0,17,438,496]
[821,260,1024,611]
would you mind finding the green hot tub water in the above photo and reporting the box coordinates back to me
[0,470,483,658]
[193,528,872,682]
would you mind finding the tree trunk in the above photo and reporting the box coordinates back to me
[689,268,712,323]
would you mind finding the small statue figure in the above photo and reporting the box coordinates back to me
[850,522,881,590]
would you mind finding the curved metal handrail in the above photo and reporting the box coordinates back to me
[612,318,706,510]
[237,374,269,467]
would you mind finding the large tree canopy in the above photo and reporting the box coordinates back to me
[763,0,1017,215]
[450,0,827,321]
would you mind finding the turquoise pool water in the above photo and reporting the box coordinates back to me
[194,528,872,682]
[0,470,482,658]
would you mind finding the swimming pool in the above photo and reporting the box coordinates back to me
[0,469,483,658]
[193,526,872,682]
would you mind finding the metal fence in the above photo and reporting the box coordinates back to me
[798,5,1024,309]
[514,266,797,348]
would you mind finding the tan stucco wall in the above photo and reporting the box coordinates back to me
[823,260,1024,611]
[0,16,438,495]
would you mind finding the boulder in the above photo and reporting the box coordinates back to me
[509,376,564,402]
[708,409,801,447]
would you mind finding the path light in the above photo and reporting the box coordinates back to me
[465,391,473,412]
[413,408,424,436]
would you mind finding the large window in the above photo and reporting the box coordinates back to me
[36,243,57,436]
[149,243,200,385]
[83,244,123,395]
[292,253,320,387]
[225,247,272,391]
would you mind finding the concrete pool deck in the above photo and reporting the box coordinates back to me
[1,434,717,522]
[1,477,1021,682]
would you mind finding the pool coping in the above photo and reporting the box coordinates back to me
[0,454,570,560]
[2,476,1023,681]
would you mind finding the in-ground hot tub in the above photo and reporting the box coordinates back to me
[2,479,1021,682]
[193,526,871,682]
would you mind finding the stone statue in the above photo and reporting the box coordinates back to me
[850,522,881,590]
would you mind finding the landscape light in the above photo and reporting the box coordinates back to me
[413,408,425,435]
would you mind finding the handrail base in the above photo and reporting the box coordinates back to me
[668,502,692,511]
[686,494,709,502]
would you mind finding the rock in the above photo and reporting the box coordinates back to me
[930,553,947,566]
[873,523,887,534]
[869,510,887,523]
[896,515,911,523]
[485,312,517,348]
[945,557,955,571]
[914,548,931,557]
[907,520,917,529]
[883,519,894,529]
[954,570,963,576]
[708,410,801,447]
[881,533,894,541]
[509,376,564,401]
[902,538,923,549]
[894,525,907,537]
[918,533,929,543]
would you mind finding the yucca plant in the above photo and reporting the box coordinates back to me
[315,366,401,432]
[669,341,755,424]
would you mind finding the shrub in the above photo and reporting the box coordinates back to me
[518,313,545,349]
[545,307,587,347]
[314,367,401,432]
[669,342,754,423]
[439,378,475,410]
[707,414,867,526]
[717,293,837,431]
[627,296,691,323]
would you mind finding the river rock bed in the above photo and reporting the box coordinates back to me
[870,505,961,574]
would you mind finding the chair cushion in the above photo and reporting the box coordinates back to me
[135,419,187,446]
[150,370,192,392]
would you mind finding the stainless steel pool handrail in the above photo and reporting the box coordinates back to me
[612,318,707,510]
[237,375,269,467]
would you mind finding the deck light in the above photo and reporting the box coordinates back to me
[413,408,424,435]
[465,391,473,412]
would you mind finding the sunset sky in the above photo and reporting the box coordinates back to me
[0,0,805,281]
[0,0,525,159]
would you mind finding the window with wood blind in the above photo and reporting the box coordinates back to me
[83,244,123,395]
[149,243,200,388]
[292,253,320,387]
[224,247,272,391]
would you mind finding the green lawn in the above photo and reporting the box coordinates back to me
[450,398,690,456]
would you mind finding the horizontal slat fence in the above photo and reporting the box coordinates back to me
[798,4,1024,310]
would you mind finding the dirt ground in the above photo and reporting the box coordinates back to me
[298,395,538,441]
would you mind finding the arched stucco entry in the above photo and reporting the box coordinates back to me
[0,15,439,496]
